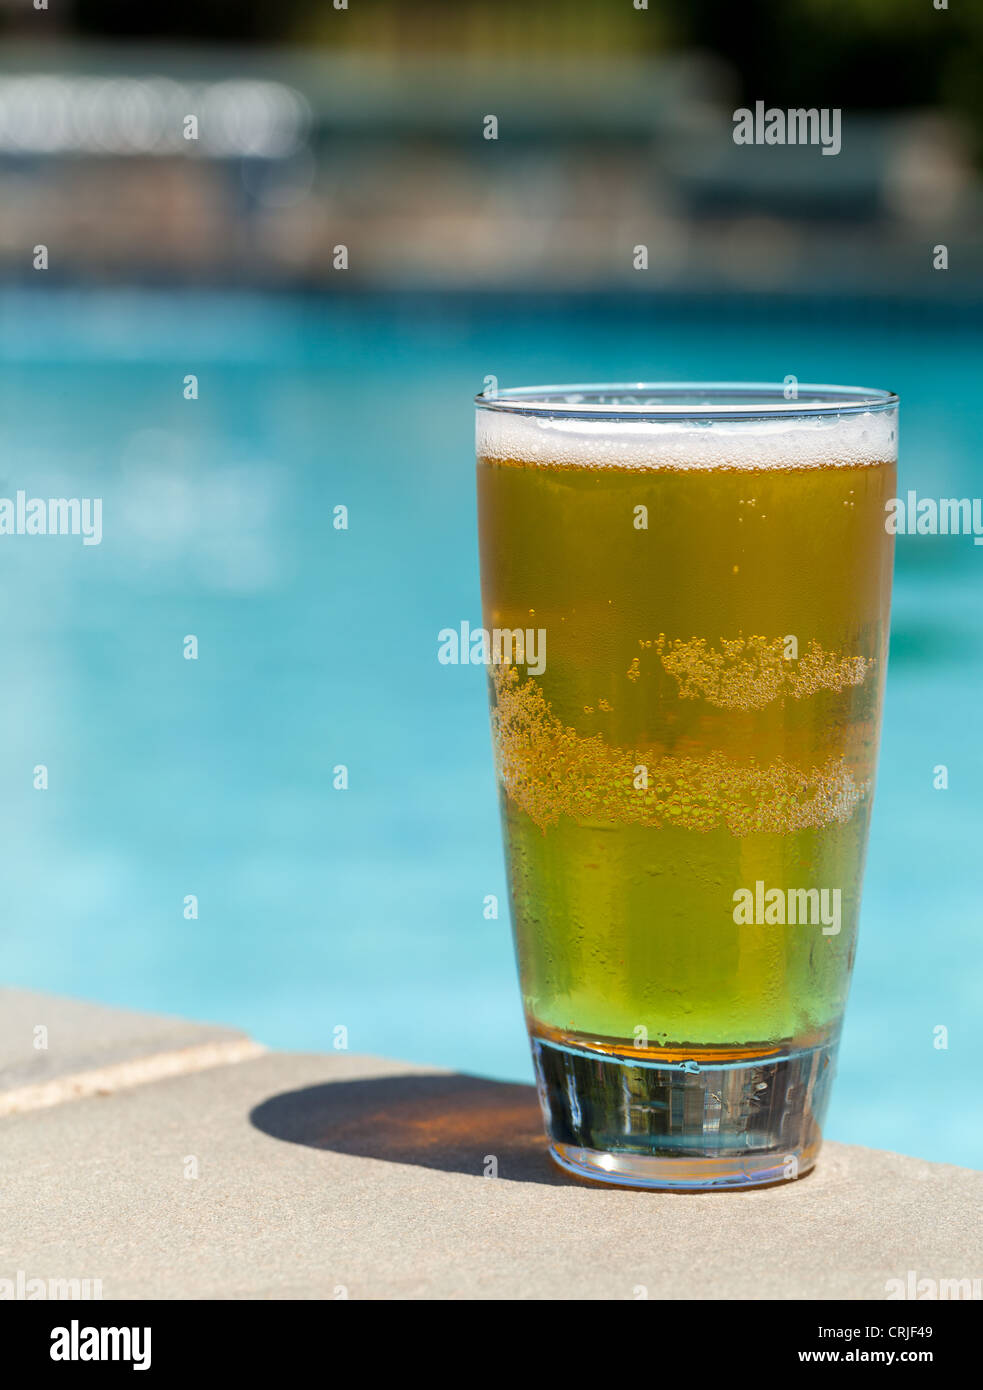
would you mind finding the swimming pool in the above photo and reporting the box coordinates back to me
[1,286,979,1167]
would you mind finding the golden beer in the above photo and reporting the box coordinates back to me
[476,384,897,1188]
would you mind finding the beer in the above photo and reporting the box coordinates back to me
[476,385,897,1188]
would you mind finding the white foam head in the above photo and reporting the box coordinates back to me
[476,399,898,471]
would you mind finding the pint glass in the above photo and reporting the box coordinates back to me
[476,384,897,1189]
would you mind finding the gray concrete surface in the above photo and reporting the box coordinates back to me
[1,1027,979,1300]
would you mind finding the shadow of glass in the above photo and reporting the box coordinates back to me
[249,1072,575,1185]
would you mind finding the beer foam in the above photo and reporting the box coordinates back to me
[476,407,898,471]
[491,664,870,835]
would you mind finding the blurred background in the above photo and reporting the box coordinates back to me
[2,0,983,290]
[0,0,980,1168]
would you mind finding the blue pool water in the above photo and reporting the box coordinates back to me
[1,286,980,1168]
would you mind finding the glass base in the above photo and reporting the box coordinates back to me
[532,1032,837,1191]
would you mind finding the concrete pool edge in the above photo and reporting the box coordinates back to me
[0,991,979,1299]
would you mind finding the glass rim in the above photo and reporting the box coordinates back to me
[474,382,899,421]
